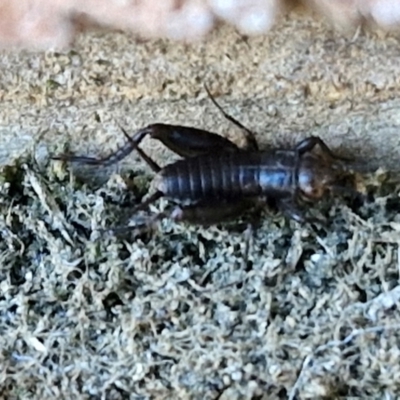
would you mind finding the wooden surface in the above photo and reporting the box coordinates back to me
[0,9,400,171]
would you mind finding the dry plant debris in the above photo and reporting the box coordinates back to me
[1,150,400,399]
[2,0,400,50]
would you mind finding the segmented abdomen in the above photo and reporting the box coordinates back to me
[156,151,295,201]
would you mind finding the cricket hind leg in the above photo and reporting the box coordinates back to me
[147,123,240,158]
[170,198,259,225]
[204,84,259,152]
[53,122,241,171]
[128,123,241,170]
[101,194,254,236]
[104,197,263,271]
[173,198,264,270]
[52,125,162,172]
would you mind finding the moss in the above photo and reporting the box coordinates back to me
[1,152,400,399]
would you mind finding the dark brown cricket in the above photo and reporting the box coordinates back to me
[53,88,357,227]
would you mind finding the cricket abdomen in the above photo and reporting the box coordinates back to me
[154,151,296,202]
